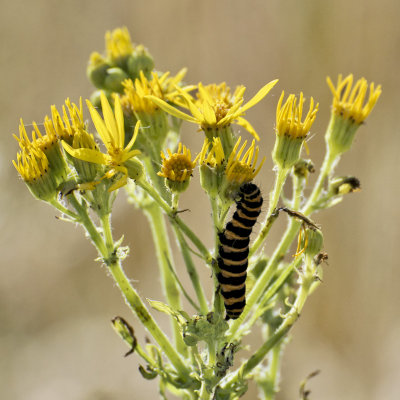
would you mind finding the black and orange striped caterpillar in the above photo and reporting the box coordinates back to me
[217,183,263,320]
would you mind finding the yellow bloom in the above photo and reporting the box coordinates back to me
[13,146,49,182]
[326,74,382,124]
[158,143,198,182]
[52,98,86,144]
[14,116,68,184]
[147,79,278,140]
[12,145,58,201]
[198,137,225,168]
[120,69,194,114]
[105,27,134,61]
[225,137,265,184]
[62,92,142,191]
[276,92,319,138]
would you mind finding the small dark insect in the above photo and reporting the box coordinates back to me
[278,207,320,231]
[217,183,263,320]
[314,252,329,266]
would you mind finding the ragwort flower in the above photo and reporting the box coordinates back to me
[325,74,382,155]
[62,92,143,191]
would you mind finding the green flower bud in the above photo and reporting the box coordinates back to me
[125,158,144,181]
[302,227,324,258]
[104,67,129,93]
[127,45,154,79]
[87,52,111,89]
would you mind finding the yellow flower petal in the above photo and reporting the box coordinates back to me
[235,117,260,141]
[62,141,109,165]
[240,79,278,113]
[145,95,198,123]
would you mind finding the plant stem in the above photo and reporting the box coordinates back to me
[302,148,338,216]
[262,344,283,400]
[222,259,313,390]
[99,212,192,380]
[172,226,209,314]
[138,178,212,263]
[144,203,188,356]
[251,167,288,255]
[67,194,107,255]
[227,219,301,341]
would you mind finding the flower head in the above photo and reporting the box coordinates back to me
[105,27,134,61]
[14,115,68,184]
[147,80,278,140]
[120,69,193,115]
[62,92,143,191]
[199,137,226,168]
[225,137,265,184]
[276,92,318,138]
[326,74,382,124]
[273,92,318,169]
[325,74,382,155]
[12,146,58,201]
[52,98,86,144]
[158,143,198,183]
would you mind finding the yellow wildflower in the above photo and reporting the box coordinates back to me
[120,69,194,114]
[105,27,134,61]
[276,92,319,138]
[273,92,318,169]
[158,143,198,182]
[62,92,143,191]
[198,137,225,168]
[146,79,278,140]
[225,137,265,184]
[326,74,382,124]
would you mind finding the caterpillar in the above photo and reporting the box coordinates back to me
[217,183,263,320]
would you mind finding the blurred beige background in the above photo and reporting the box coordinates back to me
[1,1,399,399]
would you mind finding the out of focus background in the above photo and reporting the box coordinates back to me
[1,1,399,399]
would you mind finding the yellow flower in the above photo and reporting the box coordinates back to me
[12,145,58,201]
[62,92,143,191]
[14,116,68,184]
[147,79,278,140]
[13,146,49,183]
[52,98,86,144]
[158,143,198,182]
[326,74,382,124]
[225,137,265,184]
[276,92,319,138]
[105,27,134,61]
[198,137,225,168]
[120,69,194,114]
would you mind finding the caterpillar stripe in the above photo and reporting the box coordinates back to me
[217,183,263,320]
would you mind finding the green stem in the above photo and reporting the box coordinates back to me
[138,178,212,264]
[108,257,192,380]
[50,198,79,219]
[262,344,282,400]
[172,226,209,314]
[143,203,187,357]
[234,256,302,341]
[252,167,289,255]
[302,148,338,216]
[67,194,107,255]
[210,196,224,316]
[223,262,313,390]
[227,219,301,341]
[98,212,191,380]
